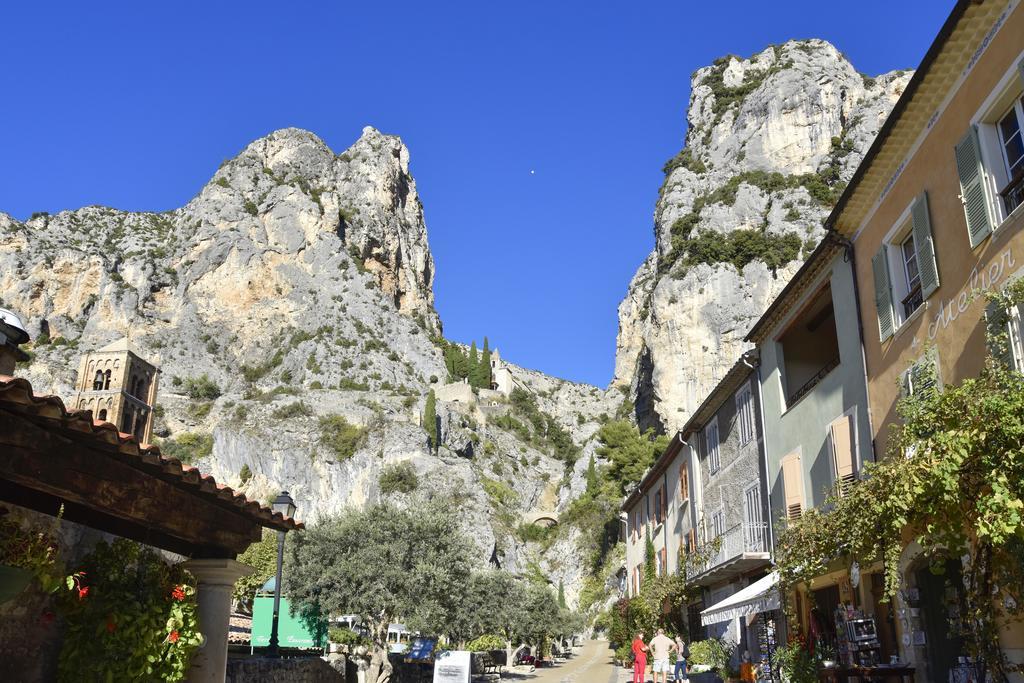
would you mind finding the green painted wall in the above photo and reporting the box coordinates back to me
[757,252,873,534]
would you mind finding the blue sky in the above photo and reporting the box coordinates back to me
[0,1,952,386]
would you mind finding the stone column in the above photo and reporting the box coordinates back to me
[183,558,253,683]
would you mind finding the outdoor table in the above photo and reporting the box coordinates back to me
[818,665,916,682]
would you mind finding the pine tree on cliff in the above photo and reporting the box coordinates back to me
[480,337,492,389]
[423,389,438,452]
[585,455,598,495]
[468,341,479,387]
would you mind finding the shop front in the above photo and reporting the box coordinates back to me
[701,572,782,681]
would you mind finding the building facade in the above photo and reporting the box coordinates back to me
[681,357,773,661]
[826,1,1024,678]
[622,433,694,600]
[72,338,159,443]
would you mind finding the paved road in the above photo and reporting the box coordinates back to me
[504,639,621,683]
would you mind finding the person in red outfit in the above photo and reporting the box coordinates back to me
[632,631,649,683]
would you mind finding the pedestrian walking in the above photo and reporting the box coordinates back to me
[673,634,687,681]
[648,628,675,683]
[631,631,648,683]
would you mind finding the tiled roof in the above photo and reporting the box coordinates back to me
[0,375,303,532]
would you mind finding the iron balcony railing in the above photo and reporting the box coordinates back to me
[686,522,769,577]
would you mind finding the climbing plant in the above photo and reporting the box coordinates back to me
[57,539,201,682]
[774,284,1024,682]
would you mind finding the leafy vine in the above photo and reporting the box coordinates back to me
[773,282,1024,682]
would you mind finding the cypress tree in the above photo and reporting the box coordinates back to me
[454,345,469,380]
[558,580,567,609]
[444,346,456,380]
[468,341,479,386]
[480,337,492,389]
[423,389,438,452]
[585,454,598,495]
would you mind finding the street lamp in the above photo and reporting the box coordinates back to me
[268,490,296,658]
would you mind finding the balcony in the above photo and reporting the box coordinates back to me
[685,522,770,586]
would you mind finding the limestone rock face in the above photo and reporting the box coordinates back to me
[0,127,621,600]
[615,40,909,433]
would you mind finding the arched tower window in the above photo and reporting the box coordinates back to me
[93,370,105,391]
[104,369,112,390]
[97,409,107,421]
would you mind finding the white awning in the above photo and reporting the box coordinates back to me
[700,572,780,626]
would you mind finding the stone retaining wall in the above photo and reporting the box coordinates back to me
[226,655,345,682]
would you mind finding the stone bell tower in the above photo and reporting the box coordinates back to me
[72,338,159,443]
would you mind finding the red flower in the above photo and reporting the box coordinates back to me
[106,616,116,633]
[40,610,56,625]
[168,630,180,643]
[171,585,186,602]
[77,586,89,601]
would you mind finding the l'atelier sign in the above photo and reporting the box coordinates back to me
[928,247,1016,340]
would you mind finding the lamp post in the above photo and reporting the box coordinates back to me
[268,490,296,658]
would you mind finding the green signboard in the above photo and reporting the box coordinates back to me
[251,595,325,649]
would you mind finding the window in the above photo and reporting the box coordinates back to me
[781,452,804,520]
[900,233,923,318]
[829,414,857,496]
[778,285,840,404]
[654,488,664,525]
[103,369,112,390]
[656,547,667,577]
[997,96,1024,215]
[97,409,107,421]
[987,298,1024,370]
[735,384,755,445]
[92,370,104,391]
[902,357,938,397]
[743,483,765,551]
[678,464,689,501]
[705,418,720,474]
[873,193,939,340]
[711,510,725,541]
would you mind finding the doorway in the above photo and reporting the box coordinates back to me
[915,559,965,682]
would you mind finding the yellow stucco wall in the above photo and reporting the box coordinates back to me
[852,3,1024,457]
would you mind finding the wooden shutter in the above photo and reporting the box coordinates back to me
[687,528,697,552]
[781,452,804,520]
[911,192,940,299]
[872,248,895,341]
[679,465,689,500]
[829,414,856,495]
[955,126,993,247]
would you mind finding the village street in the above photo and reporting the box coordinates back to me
[507,639,620,683]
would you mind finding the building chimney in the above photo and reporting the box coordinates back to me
[0,308,30,376]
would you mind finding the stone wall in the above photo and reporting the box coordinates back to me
[226,655,345,682]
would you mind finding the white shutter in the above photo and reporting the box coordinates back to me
[872,248,895,341]
[911,192,940,299]
[955,126,993,247]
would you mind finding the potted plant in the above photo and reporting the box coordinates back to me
[688,638,733,682]
[772,638,819,683]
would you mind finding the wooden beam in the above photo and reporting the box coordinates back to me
[0,409,262,556]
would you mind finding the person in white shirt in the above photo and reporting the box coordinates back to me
[648,628,677,683]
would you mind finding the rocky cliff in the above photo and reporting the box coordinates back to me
[0,126,621,607]
[615,40,910,432]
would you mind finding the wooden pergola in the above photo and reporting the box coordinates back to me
[0,375,302,682]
